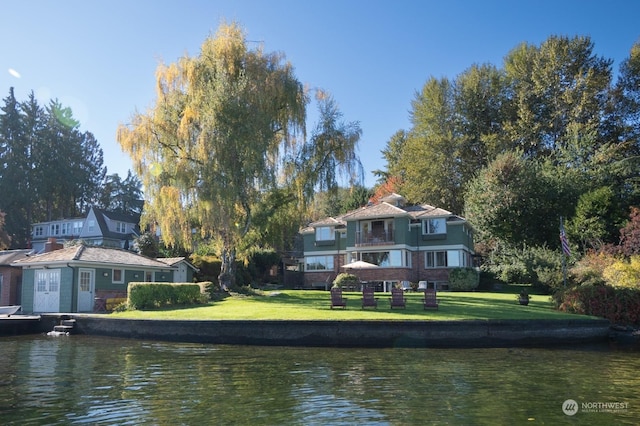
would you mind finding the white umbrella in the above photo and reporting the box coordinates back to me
[341,260,378,269]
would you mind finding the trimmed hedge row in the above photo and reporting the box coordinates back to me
[128,282,211,310]
[556,284,640,325]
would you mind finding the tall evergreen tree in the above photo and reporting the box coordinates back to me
[98,171,143,214]
[399,77,463,211]
[0,88,30,245]
[0,89,107,247]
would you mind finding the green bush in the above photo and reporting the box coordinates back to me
[128,282,209,310]
[190,255,222,283]
[245,248,280,283]
[448,268,480,291]
[477,270,498,291]
[569,252,610,287]
[484,244,565,293]
[332,273,359,289]
[499,262,533,284]
[190,253,255,288]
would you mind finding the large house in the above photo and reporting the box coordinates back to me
[30,207,140,253]
[300,193,475,291]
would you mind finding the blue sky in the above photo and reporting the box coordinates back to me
[2,0,639,188]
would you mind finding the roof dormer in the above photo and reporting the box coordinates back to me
[379,193,406,207]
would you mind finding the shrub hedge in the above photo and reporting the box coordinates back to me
[128,282,210,310]
[332,273,359,289]
[555,284,640,325]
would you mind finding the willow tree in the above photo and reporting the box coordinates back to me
[118,22,360,288]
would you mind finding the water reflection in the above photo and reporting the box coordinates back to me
[0,335,638,425]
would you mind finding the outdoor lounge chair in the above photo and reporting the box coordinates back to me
[330,287,347,309]
[361,287,378,309]
[389,288,406,309]
[422,288,439,310]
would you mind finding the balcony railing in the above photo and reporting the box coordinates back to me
[355,230,394,246]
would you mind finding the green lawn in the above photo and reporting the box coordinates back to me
[108,290,597,321]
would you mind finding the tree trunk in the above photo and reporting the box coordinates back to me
[218,244,236,290]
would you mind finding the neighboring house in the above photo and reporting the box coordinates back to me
[300,193,475,291]
[0,249,31,306]
[156,257,198,283]
[30,207,141,253]
[12,244,176,313]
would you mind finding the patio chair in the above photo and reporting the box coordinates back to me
[330,287,347,309]
[389,288,406,309]
[361,287,378,309]
[422,288,439,310]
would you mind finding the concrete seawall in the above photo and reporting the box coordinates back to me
[42,315,612,348]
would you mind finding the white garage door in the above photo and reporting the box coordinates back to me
[33,269,60,313]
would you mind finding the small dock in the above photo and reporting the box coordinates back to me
[0,314,43,336]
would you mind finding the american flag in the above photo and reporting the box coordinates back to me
[560,226,571,256]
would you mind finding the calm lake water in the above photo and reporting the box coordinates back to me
[0,334,638,425]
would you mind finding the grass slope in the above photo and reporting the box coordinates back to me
[110,290,597,321]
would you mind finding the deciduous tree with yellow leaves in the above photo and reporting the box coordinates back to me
[118,22,361,289]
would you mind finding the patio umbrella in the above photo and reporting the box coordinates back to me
[341,260,379,269]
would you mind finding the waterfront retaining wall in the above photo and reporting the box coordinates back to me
[58,316,611,348]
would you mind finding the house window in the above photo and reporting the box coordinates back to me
[61,223,70,235]
[425,251,448,268]
[34,226,44,237]
[361,250,406,267]
[79,270,91,292]
[116,222,127,233]
[50,224,60,236]
[36,270,59,292]
[305,256,334,271]
[36,272,47,292]
[112,268,124,283]
[423,218,446,235]
[447,250,462,267]
[315,226,334,241]
[359,219,394,243]
[73,221,83,235]
[425,250,468,268]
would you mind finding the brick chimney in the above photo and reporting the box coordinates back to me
[44,237,64,253]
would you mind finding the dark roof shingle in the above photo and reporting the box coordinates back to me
[12,246,171,269]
